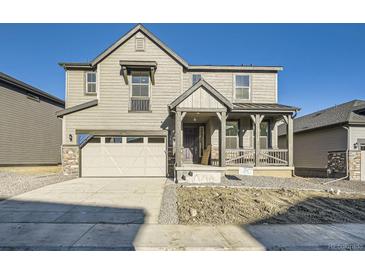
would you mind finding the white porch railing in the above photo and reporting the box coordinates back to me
[259,149,288,166]
[225,149,288,166]
[225,149,255,166]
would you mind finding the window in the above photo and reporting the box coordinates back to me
[148,137,165,143]
[86,72,97,94]
[226,121,239,149]
[127,137,144,143]
[234,75,250,100]
[192,74,202,85]
[131,71,150,111]
[105,137,123,143]
[260,121,269,149]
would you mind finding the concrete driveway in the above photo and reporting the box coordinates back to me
[0,177,166,250]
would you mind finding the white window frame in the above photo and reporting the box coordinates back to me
[85,72,97,95]
[233,74,251,101]
[129,71,152,112]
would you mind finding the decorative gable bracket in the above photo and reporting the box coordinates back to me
[119,60,157,85]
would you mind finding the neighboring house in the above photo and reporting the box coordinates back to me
[278,100,365,181]
[0,72,65,166]
[57,24,299,182]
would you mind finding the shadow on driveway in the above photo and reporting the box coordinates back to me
[0,199,145,250]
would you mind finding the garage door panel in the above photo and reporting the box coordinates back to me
[81,136,166,177]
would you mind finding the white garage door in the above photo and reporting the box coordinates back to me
[81,136,166,177]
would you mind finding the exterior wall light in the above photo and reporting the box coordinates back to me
[69,134,73,142]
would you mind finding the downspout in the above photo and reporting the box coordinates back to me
[323,125,349,184]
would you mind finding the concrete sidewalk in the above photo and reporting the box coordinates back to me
[1,223,365,250]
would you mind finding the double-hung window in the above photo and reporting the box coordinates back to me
[131,71,150,111]
[234,75,250,100]
[226,121,239,149]
[86,72,97,94]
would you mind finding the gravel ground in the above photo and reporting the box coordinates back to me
[158,180,178,224]
[181,175,365,194]
[0,172,75,200]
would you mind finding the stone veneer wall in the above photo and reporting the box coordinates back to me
[327,151,347,178]
[62,145,80,176]
[348,150,361,181]
[327,150,362,181]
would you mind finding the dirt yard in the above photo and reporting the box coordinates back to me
[177,187,365,225]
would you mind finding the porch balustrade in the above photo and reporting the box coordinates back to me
[225,148,288,167]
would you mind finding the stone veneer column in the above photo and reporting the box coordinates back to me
[62,145,80,177]
[348,150,361,181]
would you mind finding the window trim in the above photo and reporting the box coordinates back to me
[192,74,202,85]
[226,120,240,149]
[129,71,152,112]
[233,74,251,101]
[85,71,97,95]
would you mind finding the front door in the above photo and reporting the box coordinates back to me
[183,126,199,163]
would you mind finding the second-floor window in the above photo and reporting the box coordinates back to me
[130,71,150,111]
[234,75,250,100]
[192,74,202,85]
[86,72,97,94]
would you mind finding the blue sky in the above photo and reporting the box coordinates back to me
[0,23,364,116]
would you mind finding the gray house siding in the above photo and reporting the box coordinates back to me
[0,81,63,165]
[349,125,365,150]
[279,126,348,176]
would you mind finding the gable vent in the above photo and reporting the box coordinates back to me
[135,37,145,51]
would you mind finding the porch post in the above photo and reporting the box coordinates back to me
[175,111,182,167]
[287,114,294,167]
[255,114,261,167]
[220,111,226,167]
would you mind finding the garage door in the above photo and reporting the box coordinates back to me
[81,136,166,177]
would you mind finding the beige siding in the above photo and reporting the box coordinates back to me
[65,31,183,144]
[183,71,277,103]
[0,82,63,165]
[66,70,95,108]
[292,127,348,169]
[349,126,365,149]
[179,87,224,109]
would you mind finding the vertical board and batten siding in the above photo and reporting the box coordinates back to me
[0,82,63,165]
[183,71,277,103]
[349,126,365,149]
[179,87,224,109]
[292,126,348,169]
[65,31,183,144]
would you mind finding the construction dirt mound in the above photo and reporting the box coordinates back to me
[177,187,365,225]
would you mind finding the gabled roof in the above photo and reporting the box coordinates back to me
[169,79,233,110]
[59,24,283,72]
[92,24,188,68]
[278,99,365,135]
[0,71,64,107]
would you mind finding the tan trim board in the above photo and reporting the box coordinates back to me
[56,99,98,118]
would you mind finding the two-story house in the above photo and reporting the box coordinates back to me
[57,24,298,183]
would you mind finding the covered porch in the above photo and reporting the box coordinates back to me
[169,79,298,183]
